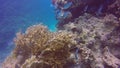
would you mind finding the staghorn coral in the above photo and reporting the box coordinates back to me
[2,24,51,68]
[2,24,77,68]
[21,56,44,68]
[2,13,120,68]
[14,24,52,56]
[21,31,76,68]
[38,32,73,68]
[2,1,120,68]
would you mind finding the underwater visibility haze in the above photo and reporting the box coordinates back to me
[1,0,120,68]
[0,0,57,65]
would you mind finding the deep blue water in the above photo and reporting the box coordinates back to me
[0,0,57,64]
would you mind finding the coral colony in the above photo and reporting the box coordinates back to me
[2,0,120,68]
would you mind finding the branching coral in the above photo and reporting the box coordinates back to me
[21,31,76,68]
[39,32,73,68]
[14,24,52,56]
[2,24,52,68]
[2,1,120,67]
[2,24,77,68]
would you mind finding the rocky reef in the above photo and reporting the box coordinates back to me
[2,0,120,68]
[63,14,120,68]
[53,0,120,29]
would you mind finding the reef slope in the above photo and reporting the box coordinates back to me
[2,0,120,68]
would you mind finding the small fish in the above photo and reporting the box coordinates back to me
[75,48,79,60]
[63,2,72,9]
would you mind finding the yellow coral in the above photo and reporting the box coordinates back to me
[38,31,74,68]
[7,24,75,68]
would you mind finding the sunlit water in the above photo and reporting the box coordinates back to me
[0,0,57,65]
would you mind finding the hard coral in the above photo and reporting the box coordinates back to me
[2,24,76,68]
[63,13,120,68]
[53,0,116,18]
[2,24,51,68]
[38,31,73,68]
[107,0,120,17]
[20,31,75,68]
[13,24,52,60]
[2,0,120,68]
[54,0,120,29]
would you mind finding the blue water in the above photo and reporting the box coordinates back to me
[0,0,57,64]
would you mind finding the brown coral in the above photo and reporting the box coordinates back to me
[2,11,120,68]
[2,24,76,68]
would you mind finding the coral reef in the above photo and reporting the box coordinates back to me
[107,0,120,17]
[53,0,120,29]
[63,13,120,68]
[2,14,120,68]
[2,0,120,68]
[2,24,76,68]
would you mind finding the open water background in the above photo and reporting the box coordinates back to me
[0,0,57,65]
